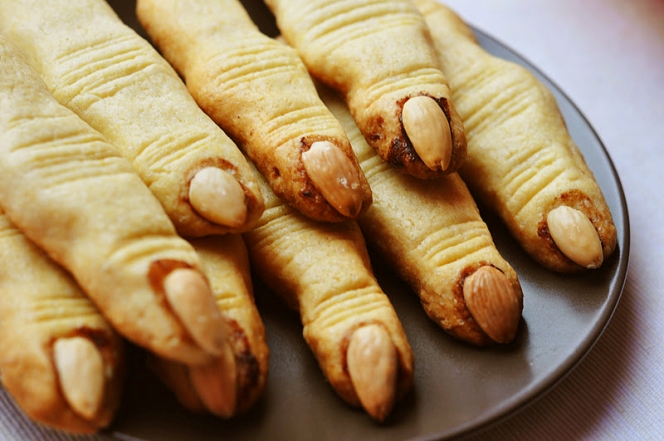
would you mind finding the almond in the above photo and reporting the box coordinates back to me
[346,324,397,421]
[302,141,364,218]
[163,268,231,358]
[189,344,238,418]
[189,167,247,228]
[401,96,452,171]
[547,206,603,269]
[53,337,105,420]
[463,266,521,344]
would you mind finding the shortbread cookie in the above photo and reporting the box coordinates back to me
[243,163,413,421]
[321,85,523,346]
[413,0,617,272]
[0,206,123,434]
[150,234,269,418]
[0,35,235,370]
[0,0,263,237]
[264,0,467,179]
[137,0,372,223]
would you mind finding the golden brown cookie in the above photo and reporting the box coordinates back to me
[0,206,124,434]
[136,0,372,223]
[321,84,523,346]
[242,163,413,421]
[0,35,235,370]
[264,0,467,179]
[150,234,269,418]
[413,0,617,272]
[0,0,263,237]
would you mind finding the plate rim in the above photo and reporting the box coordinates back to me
[424,25,632,440]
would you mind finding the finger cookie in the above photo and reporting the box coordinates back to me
[0,35,236,376]
[0,0,263,237]
[264,0,467,179]
[150,234,269,418]
[321,85,523,346]
[136,0,372,223]
[0,207,123,434]
[413,0,617,272]
[242,164,413,421]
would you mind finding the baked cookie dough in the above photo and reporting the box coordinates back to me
[0,35,234,368]
[265,0,467,179]
[321,84,523,346]
[0,0,264,237]
[243,162,413,421]
[137,0,372,223]
[413,0,617,272]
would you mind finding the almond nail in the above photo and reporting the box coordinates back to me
[402,96,453,171]
[53,337,105,420]
[547,206,604,269]
[189,167,247,228]
[302,141,364,218]
[189,343,238,418]
[463,266,521,344]
[163,268,229,357]
[346,324,398,421]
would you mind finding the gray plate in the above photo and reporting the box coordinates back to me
[105,1,630,440]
